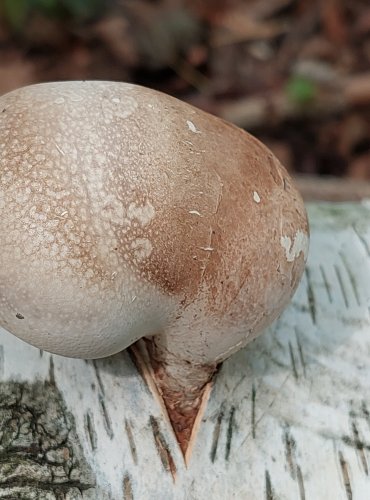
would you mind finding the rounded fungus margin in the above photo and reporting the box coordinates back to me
[0,81,309,453]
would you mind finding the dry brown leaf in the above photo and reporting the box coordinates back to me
[348,153,370,180]
[210,6,287,47]
[93,16,138,66]
[321,0,348,45]
[0,52,35,95]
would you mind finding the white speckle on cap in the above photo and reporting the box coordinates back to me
[54,97,65,104]
[189,210,202,216]
[280,231,309,262]
[187,120,201,134]
[199,246,214,251]
[253,191,261,203]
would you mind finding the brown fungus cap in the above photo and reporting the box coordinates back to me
[0,81,309,365]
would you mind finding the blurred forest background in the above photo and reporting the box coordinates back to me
[0,0,369,198]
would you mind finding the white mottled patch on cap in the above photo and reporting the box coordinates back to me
[280,231,309,262]
[186,120,201,134]
[114,96,138,119]
[102,95,138,122]
[127,201,155,226]
[253,191,261,203]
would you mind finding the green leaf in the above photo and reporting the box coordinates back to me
[61,0,103,20]
[286,76,317,104]
[34,0,60,15]
[3,0,30,30]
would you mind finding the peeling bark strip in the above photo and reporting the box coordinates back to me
[99,395,113,439]
[0,381,95,497]
[334,265,349,308]
[48,355,55,386]
[149,416,176,480]
[305,267,316,324]
[265,470,275,500]
[284,428,297,478]
[210,405,224,463]
[125,419,138,465]
[123,474,134,500]
[251,383,256,439]
[339,451,353,500]
[85,411,97,451]
[295,329,306,377]
[225,406,235,461]
[283,427,306,498]
[351,422,369,475]
[92,359,105,396]
[296,466,306,500]
[288,342,298,380]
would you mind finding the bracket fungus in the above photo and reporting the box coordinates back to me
[0,81,309,458]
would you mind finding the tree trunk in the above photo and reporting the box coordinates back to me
[1,202,370,499]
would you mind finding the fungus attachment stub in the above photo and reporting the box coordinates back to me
[0,81,309,458]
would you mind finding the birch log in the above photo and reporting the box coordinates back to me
[1,202,370,499]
